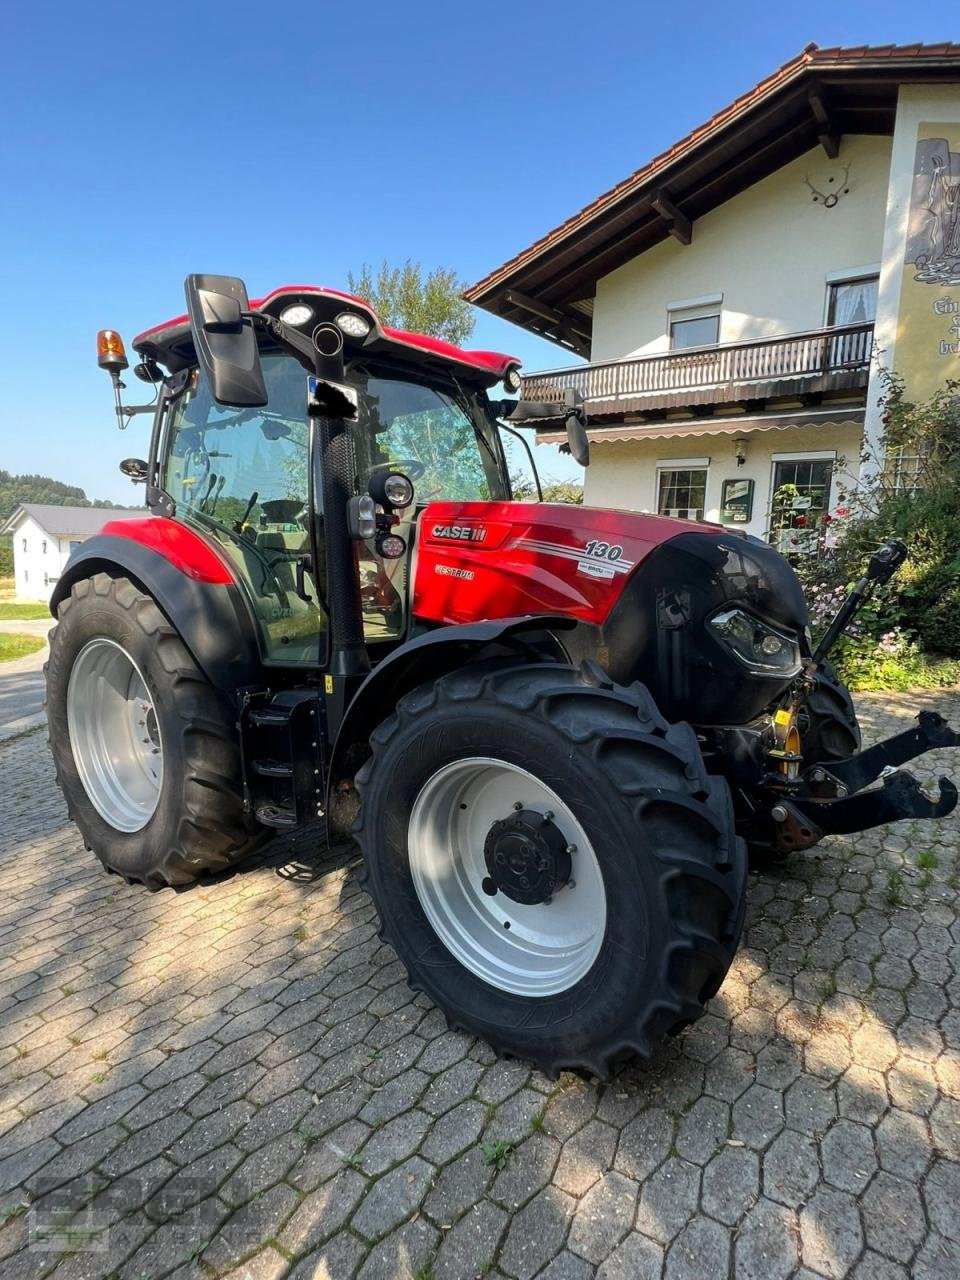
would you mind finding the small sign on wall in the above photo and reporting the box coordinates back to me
[720,478,754,524]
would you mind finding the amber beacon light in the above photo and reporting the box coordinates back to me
[97,329,128,372]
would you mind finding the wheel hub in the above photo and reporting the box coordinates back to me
[483,808,572,905]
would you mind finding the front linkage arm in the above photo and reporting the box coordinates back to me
[764,709,960,852]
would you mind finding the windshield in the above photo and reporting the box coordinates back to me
[347,365,508,504]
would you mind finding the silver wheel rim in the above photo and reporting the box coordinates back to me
[408,758,606,997]
[66,638,163,833]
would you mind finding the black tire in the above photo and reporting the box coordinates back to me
[799,659,861,766]
[353,661,747,1079]
[45,573,271,888]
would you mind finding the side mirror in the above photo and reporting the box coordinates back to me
[564,388,590,468]
[184,274,268,407]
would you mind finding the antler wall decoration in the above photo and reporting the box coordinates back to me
[803,163,851,208]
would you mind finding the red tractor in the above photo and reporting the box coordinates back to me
[46,274,960,1078]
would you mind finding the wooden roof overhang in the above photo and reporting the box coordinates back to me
[465,44,960,354]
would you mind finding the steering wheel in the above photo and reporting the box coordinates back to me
[367,459,426,482]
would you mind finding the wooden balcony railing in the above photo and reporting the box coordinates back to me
[520,323,874,404]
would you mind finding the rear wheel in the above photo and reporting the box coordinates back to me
[46,573,271,888]
[353,662,747,1079]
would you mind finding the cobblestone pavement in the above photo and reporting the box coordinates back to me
[2,689,960,1280]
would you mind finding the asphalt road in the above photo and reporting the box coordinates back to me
[0,618,53,735]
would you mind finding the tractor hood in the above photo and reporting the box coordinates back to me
[412,500,810,725]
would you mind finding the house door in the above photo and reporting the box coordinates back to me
[769,458,834,556]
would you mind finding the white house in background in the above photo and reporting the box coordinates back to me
[467,42,960,548]
[1,505,143,602]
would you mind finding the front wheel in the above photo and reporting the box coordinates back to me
[353,662,747,1079]
[45,573,271,888]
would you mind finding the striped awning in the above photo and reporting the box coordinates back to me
[537,408,864,446]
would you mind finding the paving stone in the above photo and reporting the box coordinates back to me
[930,1095,960,1159]
[912,1232,960,1280]
[420,1099,486,1165]
[499,1186,575,1280]
[490,1133,560,1210]
[733,1196,798,1280]
[665,1216,731,1279]
[287,1230,367,1280]
[220,1132,303,1205]
[420,1058,485,1116]
[567,1170,638,1263]
[799,1185,864,1279]
[536,1250,595,1280]
[923,1157,960,1241]
[433,1200,506,1280]
[784,1074,838,1135]
[674,1095,728,1165]
[614,1107,673,1181]
[553,1119,616,1196]
[876,1107,933,1178]
[701,1143,760,1224]
[202,1182,300,1270]
[732,1083,784,1149]
[357,1215,439,1280]
[357,1108,432,1175]
[351,1155,432,1241]
[288,1119,369,1193]
[851,1253,910,1280]
[633,1156,700,1244]
[820,1117,877,1193]
[277,1168,366,1253]
[861,1170,927,1263]
[423,1144,494,1226]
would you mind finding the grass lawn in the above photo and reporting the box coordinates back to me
[0,602,51,621]
[0,634,45,662]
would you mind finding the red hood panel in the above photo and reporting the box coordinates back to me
[413,501,706,627]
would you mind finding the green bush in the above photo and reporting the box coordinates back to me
[797,370,960,688]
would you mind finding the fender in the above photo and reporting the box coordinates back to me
[50,529,263,697]
[325,614,576,828]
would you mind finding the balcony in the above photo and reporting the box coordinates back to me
[520,323,874,419]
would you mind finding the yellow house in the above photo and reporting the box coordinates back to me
[467,42,960,547]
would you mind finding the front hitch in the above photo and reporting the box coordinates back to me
[749,707,960,853]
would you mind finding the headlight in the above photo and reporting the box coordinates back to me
[503,366,522,393]
[336,311,372,339]
[708,608,801,675]
[383,472,415,508]
[279,303,314,327]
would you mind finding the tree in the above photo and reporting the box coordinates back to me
[347,260,475,346]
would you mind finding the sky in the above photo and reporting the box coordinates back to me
[0,0,954,502]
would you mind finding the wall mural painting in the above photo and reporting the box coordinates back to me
[897,124,960,400]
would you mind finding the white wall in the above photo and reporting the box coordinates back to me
[12,516,81,601]
[590,135,892,362]
[582,419,863,540]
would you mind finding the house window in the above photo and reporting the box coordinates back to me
[21,538,27,552]
[657,467,708,520]
[827,276,878,326]
[883,445,925,494]
[669,313,720,350]
[769,457,834,555]
[41,540,47,554]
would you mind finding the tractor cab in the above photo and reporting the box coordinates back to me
[129,284,519,671]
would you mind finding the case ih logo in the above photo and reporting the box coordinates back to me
[431,524,487,543]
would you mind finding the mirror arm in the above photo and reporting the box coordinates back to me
[248,312,324,375]
[497,419,543,502]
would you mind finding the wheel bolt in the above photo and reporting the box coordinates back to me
[566,844,577,855]
[513,801,523,811]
